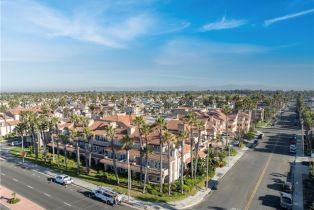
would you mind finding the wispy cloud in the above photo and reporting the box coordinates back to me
[155,38,269,65]
[264,8,314,26]
[3,0,189,48]
[199,16,246,31]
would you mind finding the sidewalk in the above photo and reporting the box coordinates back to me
[0,185,44,210]
[292,136,308,210]
[1,146,248,210]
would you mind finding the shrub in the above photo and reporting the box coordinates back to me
[309,165,314,179]
[183,184,191,193]
[239,142,245,148]
[229,148,237,156]
[8,198,20,204]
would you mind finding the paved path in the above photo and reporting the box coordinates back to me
[292,136,308,210]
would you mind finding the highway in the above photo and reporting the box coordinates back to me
[194,105,298,210]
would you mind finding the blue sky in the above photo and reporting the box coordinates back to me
[1,0,314,91]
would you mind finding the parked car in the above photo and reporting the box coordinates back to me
[280,192,293,209]
[257,133,264,139]
[9,141,22,146]
[233,140,240,146]
[289,145,296,154]
[282,182,292,194]
[53,174,73,185]
[91,187,122,205]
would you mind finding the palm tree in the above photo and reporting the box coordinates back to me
[14,122,27,163]
[155,116,167,193]
[122,134,134,202]
[0,105,8,135]
[48,116,60,163]
[221,105,232,167]
[163,130,176,196]
[70,114,82,175]
[141,123,153,193]
[221,105,232,148]
[133,116,145,177]
[81,127,93,174]
[59,134,69,171]
[178,130,188,194]
[105,124,119,184]
[185,112,197,178]
[194,120,205,178]
[38,115,49,163]
[69,128,79,174]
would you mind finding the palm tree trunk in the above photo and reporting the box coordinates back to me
[181,140,184,194]
[168,142,171,196]
[85,142,88,173]
[190,130,193,179]
[42,131,47,163]
[88,139,92,174]
[21,135,25,164]
[51,134,55,163]
[127,149,131,202]
[57,139,60,161]
[64,142,68,171]
[111,140,120,184]
[76,139,80,175]
[194,130,201,178]
[159,133,163,193]
[206,142,209,188]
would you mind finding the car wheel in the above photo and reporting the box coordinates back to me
[106,200,110,205]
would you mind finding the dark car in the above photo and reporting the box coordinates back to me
[282,182,292,194]
[257,134,264,139]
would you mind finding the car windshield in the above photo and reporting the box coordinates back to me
[64,176,69,179]
[282,197,292,204]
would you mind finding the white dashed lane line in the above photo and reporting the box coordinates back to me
[44,193,51,197]
[13,178,19,182]
[26,185,33,189]
[63,202,72,207]
[0,173,5,176]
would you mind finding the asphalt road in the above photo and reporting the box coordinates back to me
[194,105,298,210]
[0,159,129,210]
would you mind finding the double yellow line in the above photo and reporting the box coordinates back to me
[244,137,279,210]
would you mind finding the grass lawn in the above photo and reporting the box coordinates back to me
[9,147,208,203]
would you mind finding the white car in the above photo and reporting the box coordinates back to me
[91,187,122,205]
[280,192,293,209]
[10,141,22,146]
[289,145,296,154]
[54,174,73,185]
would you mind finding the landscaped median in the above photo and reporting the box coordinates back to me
[0,185,44,210]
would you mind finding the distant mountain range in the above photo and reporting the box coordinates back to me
[3,83,312,92]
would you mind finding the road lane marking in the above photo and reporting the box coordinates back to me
[27,185,33,189]
[0,173,5,176]
[44,193,51,197]
[63,202,72,207]
[244,136,279,210]
[13,178,18,182]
